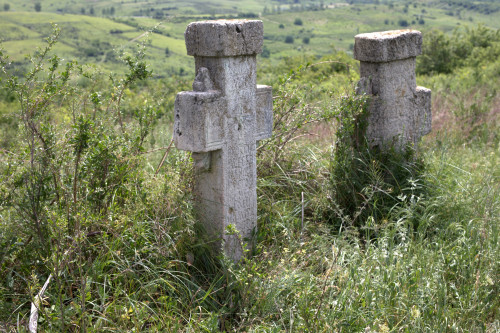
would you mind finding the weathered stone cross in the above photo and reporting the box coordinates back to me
[173,20,273,261]
[354,29,431,149]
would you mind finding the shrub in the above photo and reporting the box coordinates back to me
[285,35,294,44]
[328,93,427,236]
[294,18,303,26]
[0,26,204,328]
[153,10,163,19]
[237,12,258,18]
[302,36,310,44]
[261,45,270,58]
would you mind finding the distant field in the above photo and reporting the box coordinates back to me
[0,11,193,77]
[0,0,270,17]
[1,1,499,77]
[260,2,500,63]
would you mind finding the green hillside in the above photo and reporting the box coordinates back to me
[1,0,269,17]
[0,11,191,77]
[2,0,500,77]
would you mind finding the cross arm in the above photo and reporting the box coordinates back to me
[415,86,431,137]
[173,90,225,152]
[255,85,273,141]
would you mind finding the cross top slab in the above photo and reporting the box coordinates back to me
[173,20,273,261]
[354,30,431,148]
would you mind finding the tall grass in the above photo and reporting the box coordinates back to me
[234,122,499,332]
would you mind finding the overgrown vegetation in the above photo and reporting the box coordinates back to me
[329,93,428,237]
[0,17,498,333]
[417,24,500,75]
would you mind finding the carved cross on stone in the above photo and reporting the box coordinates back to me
[354,30,431,149]
[173,20,273,261]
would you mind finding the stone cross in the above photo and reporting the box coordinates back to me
[173,20,273,261]
[354,29,431,149]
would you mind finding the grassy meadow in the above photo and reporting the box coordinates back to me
[0,0,499,331]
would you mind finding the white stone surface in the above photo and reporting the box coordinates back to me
[185,20,264,57]
[354,29,422,62]
[354,29,431,148]
[173,20,272,261]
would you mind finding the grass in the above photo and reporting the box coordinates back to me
[2,131,498,331]
[233,132,498,332]
[244,118,499,332]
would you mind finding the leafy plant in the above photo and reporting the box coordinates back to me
[417,25,500,75]
[329,92,427,237]
[0,25,206,330]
